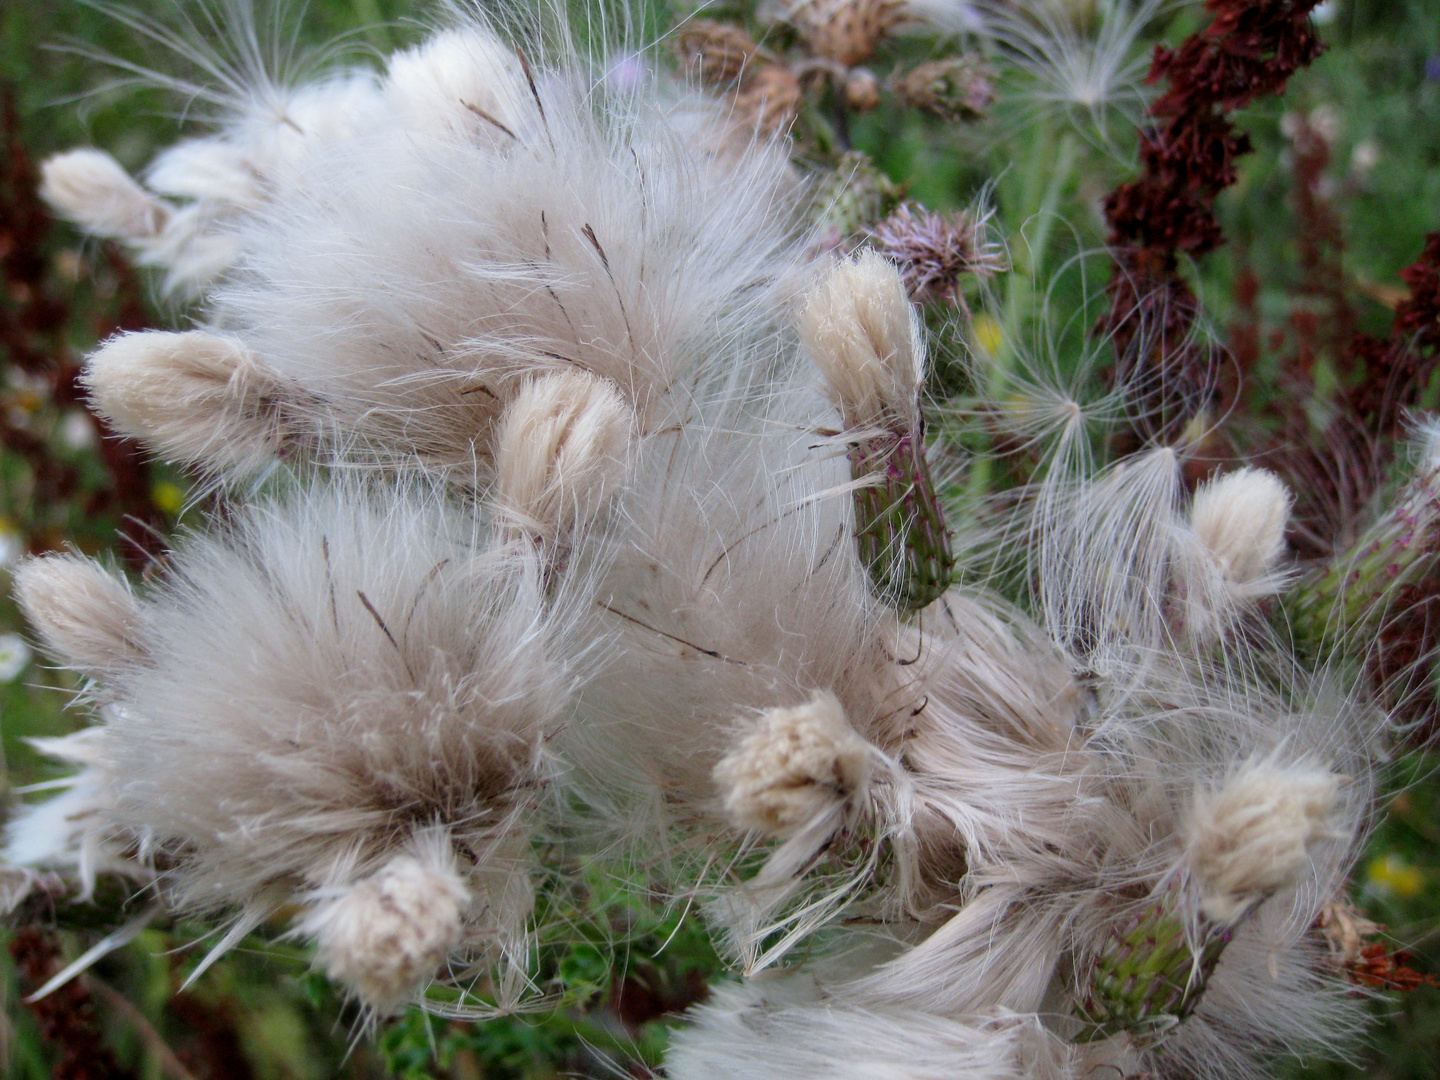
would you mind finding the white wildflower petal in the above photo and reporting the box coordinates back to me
[0,524,22,569]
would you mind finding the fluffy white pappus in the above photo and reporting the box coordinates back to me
[798,249,924,432]
[964,0,1174,143]
[559,398,890,836]
[1160,894,1369,1080]
[13,553,144,680]
[140,71,386,294]
[40,60,383,297]
[1186,467,1293,595]
[87,481,570,929]
[1031,446,1184,676]
[714,690,874,839]
[40,149,170,241]
[491,371,635,550]
[83,330,298,476]
[548,381,918,974]
[199,12,809,483]
[151,72,384,200]
[1186,759,1341,925]
[864,593,1115,918]
[300,842,471,1014]
[1150,700,1374,1080]
[3,727,147,900]
[703,688,897,970]
[1168,466,1294,647]
[383,26,528,141]
[666,974,1102,1080]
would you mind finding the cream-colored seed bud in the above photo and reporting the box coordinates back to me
[83,331,290,474]
[713,691,873,838]
[1189,467,1292,589]
[304,855,470,1014]
[40,149,170,240]
[798,250,923,431]
[492,370,634,545]
[14,555,143,677]
[1188,760,1339,924]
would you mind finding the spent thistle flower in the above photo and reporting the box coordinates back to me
[675,20,762,87]
[868,202,1007,308]
[800,251,955,608]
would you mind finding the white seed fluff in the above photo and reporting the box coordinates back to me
[383,27,528,140]
[1187,760,1340,924]
[14,554,144,679]
[714,691,874,838]
[798,250,925,431]
[1188,467,1293,591]
[83,330,294,476]
[492,371,634,547]
[301,851,471,1014]
[40,149,170,241]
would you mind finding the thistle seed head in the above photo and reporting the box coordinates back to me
[492,370,635,549]
[1188,467,1292,591]
[14,555,144,679]
[384,27,527,140]
[40,149,170,241]
[302,850,470,1014]
[788,0,913,67]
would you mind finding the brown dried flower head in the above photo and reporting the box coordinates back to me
[734,64,804,134]
[675,19,762,87]
[844,68,882,111]
[788,0,911,67]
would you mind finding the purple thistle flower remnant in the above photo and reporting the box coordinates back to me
[868,202,1005,309]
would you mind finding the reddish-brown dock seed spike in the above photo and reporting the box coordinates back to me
[1100,0,1325,440]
